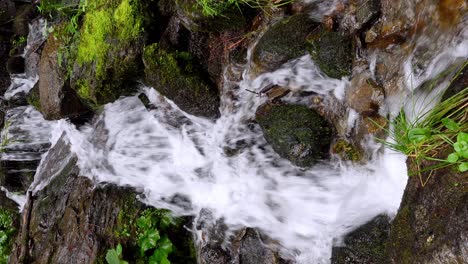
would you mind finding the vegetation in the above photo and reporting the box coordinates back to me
[195,0,293,17]
[379,87,467,186]
[106,209,175,264]
[0,210,16,263]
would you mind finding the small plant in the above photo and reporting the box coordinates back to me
[105,244,128,264]
[379,86,467,186]
[0,210,16,263]
[105,209,175,264]
[196,0,294,17]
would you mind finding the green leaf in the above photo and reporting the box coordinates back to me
[105,249,120,264]
[158,236,173,255]
[459,162,468,172]
[139,229,160,255]
[441,118,460,131]
[447,153,459,163]
[408,128,430,143]
[137,215,150,229]
[116,244,122,256]
[457,132,468,143]
[454,141,468,156]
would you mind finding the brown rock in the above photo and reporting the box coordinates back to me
[38,34,88,120]
[346,73,385,116]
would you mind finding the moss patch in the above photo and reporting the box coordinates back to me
[332,139,363,162]
[0,209,17,263]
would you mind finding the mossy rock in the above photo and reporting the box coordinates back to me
[253,14,320,73]
[332,139,363,162]
[307,26,353,79]
[174,0,255,33]
[0,192,19,263]
[143,43,220,118]
[442,60,467,101]
[255,103,334,167]
[69,0,149,106]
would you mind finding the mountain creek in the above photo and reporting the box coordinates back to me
[0,0,467,263]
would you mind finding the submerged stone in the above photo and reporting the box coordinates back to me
[256,103,334,167]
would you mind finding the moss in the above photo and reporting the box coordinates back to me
[27,85,42,112]
[332,139,363,162]
[0,209,17,263]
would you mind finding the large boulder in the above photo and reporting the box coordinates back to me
[38,34,89,120]
[386,152,468,263]
[10,135,197,264]
[307,26,353,79]
[255,103,334,167]
[252,14,319,73]
[331,215,391,264]
[143,43,220,118]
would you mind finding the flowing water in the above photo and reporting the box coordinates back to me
[2,2,467,263]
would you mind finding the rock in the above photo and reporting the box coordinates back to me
[12,4,36,37]
[331,215,390,264]
[346,74,384,116]
[256,103,334,167]
[6,55,25,74]
[10,134,197,264]
[442,61,467,101]
[69,0,149,106]
[339,0,381,33]
[0,39,12,94]
[39,34,89,120]
[307,26,353,79]
[0,0,16,25]
[253,14,319,73]
[143,43,220,118]
[260,85,290,103]
[386,149,468,263]
[196,210,286,264]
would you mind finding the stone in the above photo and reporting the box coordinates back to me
[307,26,353,79]
[38,34,89,120]
[253,14,319,73]
[346,74,385,116]
[6,55,25,74]
[143,43,220,118]
[442,61,467,101]
[340,0,381,33]
[256,103,334,167]
[331,215,391,264]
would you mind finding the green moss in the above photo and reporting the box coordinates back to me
[27,85,42,112]
[332,139,363,162]
[386,205,414,264]
[0,209,17,263]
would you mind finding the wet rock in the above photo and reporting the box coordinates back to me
[39,34,89,120]
[0,39,12,94]
[331,139,363,162]
[0,0,16,25]
[256,103,334,167]
[196,210,286,264]
[331,215,390,264]
[339,0,381,34]
[307,26,353,79]
[6,55,25,74]
[253,14,319,73]
[12,4,36,37]
[10,135,197,263]
[386,150,468,263]
[143,43,220,118]
[346,74,384,116]
[442,61,467,101]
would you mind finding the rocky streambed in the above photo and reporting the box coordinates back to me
[0,0,467,263]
